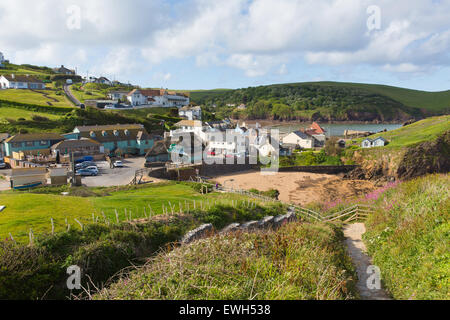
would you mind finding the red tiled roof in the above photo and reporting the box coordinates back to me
[310,122,326,134]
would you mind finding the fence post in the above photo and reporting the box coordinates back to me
[29,229,34,245]
[74,219,83,231]
[51,218,54,235]
[115,209,119,224]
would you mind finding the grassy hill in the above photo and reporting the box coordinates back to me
[96,222,357,300]
[190,82,450,122]
[0,62,55,79]
[0,89,72,109]
[364,174,449,299]
[0,182,273,243]
[351,115,450,149]
[0,182,284,300]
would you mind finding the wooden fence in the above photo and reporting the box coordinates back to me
[217,184,375,223]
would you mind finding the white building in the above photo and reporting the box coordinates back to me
[0,74,46,90]
[179,106,202,120]
[362,137,387,148]
[127,89,190,108]
[282,131,314,149]
[108,91,129,101]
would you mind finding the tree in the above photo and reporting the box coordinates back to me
[324,137,342,156]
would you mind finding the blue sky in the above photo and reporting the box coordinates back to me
[0,0,449,91]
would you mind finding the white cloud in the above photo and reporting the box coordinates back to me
[0,0,449,80]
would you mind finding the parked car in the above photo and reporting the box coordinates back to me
[85,166,99,174]
[76,168,98,176]
[0,157,6,169]
[207,150,216,156]
[75,161,97,170]
[113,160,124,168]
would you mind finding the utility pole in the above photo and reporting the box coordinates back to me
[71,151,76,186]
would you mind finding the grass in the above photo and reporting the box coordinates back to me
[364,174,449,300]
[350,115,450,149]
[0,182,274,243]
[0,107,62,121]
[0,89,72,109]
[95,222,358,300]
[0,198,286,299]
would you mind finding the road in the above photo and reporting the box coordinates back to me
[81,157,146,187]
[64,84,81,106]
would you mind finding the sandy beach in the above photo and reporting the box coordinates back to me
[213,171,375,206]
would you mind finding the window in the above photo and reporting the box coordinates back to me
[90,131,96,138]
[25,141,34,147]
[12,142,22,148]
[40,140,48,146]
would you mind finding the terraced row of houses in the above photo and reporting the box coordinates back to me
[2,124,160,166]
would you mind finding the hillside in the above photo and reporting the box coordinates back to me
[0,182,264,243]
[96,222,357,300]
[363,174,449,299]
[0,182,285,299]
[190,82,450,122]
[344,115,450,181]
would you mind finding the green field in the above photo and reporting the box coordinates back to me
[351,115,450,149]
[0,183,272,243]
[0,107,62,121]
[0,89,72,108]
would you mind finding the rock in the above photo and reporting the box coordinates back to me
[285,212,298,223]
[220,223,241,234]
[258,216,274,228]
[240,221,259,230]
[273,214,288,228]
[181,223,214,244]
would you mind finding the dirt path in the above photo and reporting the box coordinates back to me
[343,223,391,300]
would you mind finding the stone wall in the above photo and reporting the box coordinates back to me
[181,208,298,245]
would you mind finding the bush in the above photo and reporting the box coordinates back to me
[0,200,286,300]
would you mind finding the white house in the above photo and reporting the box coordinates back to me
[108,91,129,101]
[179,106,202,120]
[282,131,314,149]
[127,89,190,108]
[0,74,46,89]
[97,77,112,85]
[362,137,387,148]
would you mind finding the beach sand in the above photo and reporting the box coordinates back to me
[213,171,375,206]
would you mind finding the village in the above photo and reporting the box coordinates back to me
[0,0,448,304]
